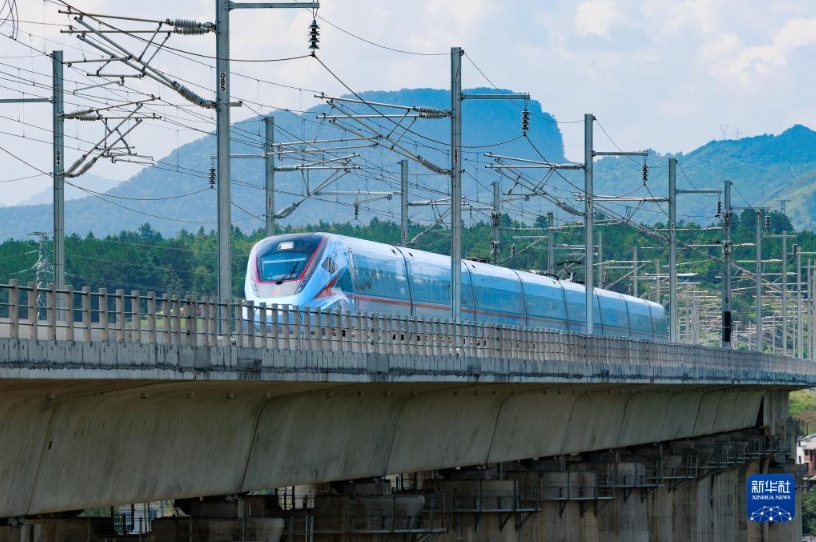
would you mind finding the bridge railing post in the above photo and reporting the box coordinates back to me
[160,293,171,345]
[184,295,195,346]
[350,311,361,354]
[46,283,56,341]
[338,309,348,353]
[407,316,417,357]
[293,306,303,351]
[319,308,331,352]
[469,321,478,358]
[98,287,110,342]
[8,279,19,340]
[246,299,256,349]
[258,302,268,348]
[268,304,279,350]
[65,285,74,342]
[206,297,217,347]
[233,299,243,348]
[306,306,314,350]
[279,305,290,350]
[172,294,182,346]
[26,281,36,340]
[131,290,141,344]
[115,289,125,343]
[146,292,156,345]
[430,319,439,356]
[373,313,384,355]
[81,286,91,342]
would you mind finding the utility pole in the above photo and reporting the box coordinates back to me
[584,114,594,332]
[52,51,65,295]
[401,160,409,246]
[755,209,763,351]
[783,230,788,354]
[584,115,647,333]
[216,0,318,305]
[672,157,721,343]
[451,47,462,319]
[0,54,61,294]
[597,231,604,288]
[795,244,802,357]
[449,47,527,320]
[264,115,275,237]
[655,259,661,304]
[767,231,791,354]
[486,117,644,334]
[215,0,232,305]
[722,180,733,348]
[547,211,555,274]
[633,246,638,297]
[491,181,500,263]
[668,158,677,342]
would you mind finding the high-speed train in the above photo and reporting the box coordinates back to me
[245,232,669,341]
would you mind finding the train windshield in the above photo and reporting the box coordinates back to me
[259,252,310,282]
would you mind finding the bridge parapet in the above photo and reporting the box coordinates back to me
[1,279,815,385]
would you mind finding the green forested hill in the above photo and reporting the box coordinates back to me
[593,125,816,229]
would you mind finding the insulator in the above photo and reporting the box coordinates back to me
[72,113,101,122]
[171,19,213,35]
[418,111,451,119]
[353,202,359,219]
[63,107,95,120]
[414,106,450,118]
[208,167,216,188]
[521,109,530,134]
[309,19,320,53]
[793,243,799,255]
[765,215,771,230]
[417,156,447,175]
[716,200,722,217]
[641,163,648,182]
[511,243,516,257]
[491,211,500,227]
[173,82,212,108]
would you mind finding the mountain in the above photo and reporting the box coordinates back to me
[16,173,122,206]
[1,88,816,242]
[0,88,565,240]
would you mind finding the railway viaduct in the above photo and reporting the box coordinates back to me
[0,283,814,541]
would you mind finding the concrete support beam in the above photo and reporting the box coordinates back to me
[0,382,791,517]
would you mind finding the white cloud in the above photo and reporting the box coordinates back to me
[575,0,619,37]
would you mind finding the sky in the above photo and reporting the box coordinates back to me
[1,0,816,205]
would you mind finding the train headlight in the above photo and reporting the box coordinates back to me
[251,279,260,297]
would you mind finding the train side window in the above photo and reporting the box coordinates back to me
[322,257,337,274]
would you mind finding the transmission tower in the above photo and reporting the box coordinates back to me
[29,231,53,319]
